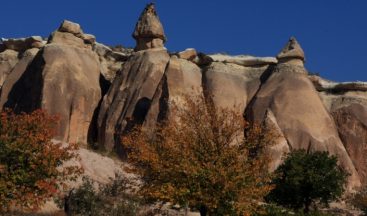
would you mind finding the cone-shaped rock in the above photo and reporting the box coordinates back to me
[276,37,305,66]
[133,3,166,51]
[246,38,361,189]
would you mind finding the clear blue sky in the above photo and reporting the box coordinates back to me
[1,0,366,82]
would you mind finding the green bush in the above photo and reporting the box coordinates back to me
[350,186,367,215]
[58,174,139,216]
[266,150,348,213]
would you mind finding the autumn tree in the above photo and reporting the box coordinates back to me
[122,96,274,216]
[0,109,82,212]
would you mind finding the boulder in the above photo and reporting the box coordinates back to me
[58,20,83,37]
[48,31,87,48]
[246,39,361,189]
[177,48,197,61]
[82,33,96,44]
[97,48,170,151]
[133,3,166,51]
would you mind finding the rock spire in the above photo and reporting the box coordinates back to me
[133,3,167,51]
[276,37,305,65]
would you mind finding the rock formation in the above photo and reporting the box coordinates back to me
[0,20,102,145]
[133,3,166,51]
[245,37,361,189]
[0,4,366,189]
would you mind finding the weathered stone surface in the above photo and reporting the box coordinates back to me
[2,23,101,145]
[263,109,290,172]
[332,104,367,184]
[246,62,361,189]
[203,61,267,111]
[48,31,87,48]
[133,3,166,51]
[58,20,83,36]
[1,36,45,52]
[177,48,197,61]
[0,48,39,108]
[93,42,130,82]
[143,56,203,131]
[97,48,170,151]
[82,33,96,44]
[209,54,277,66]
[0,49,19,87]
[310,75,367,92]
[276,37,305,65]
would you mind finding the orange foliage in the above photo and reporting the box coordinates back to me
[0,109,82,212]
[122,96,274,215]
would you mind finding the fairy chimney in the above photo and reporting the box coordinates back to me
[133,3,167,51]
[276,37,305,66]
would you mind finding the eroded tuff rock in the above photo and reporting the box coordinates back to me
[0,49,19,87]
[276,37,305,66]
[97,48,170,151]
[246,37,361,189]
[1,36,46,52]
[332,104,367,184]
[1,21,101,145]
[209,54,277,67]
[203,61,268,112]
[143,55,203,131]
[133,3,166,51]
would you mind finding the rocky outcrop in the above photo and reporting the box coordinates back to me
[133,3,166,51]
[246,37,361,189]
[332,104,367,184]
[93,42,131,82]
[209,54,277,67]
[1,20,101,145]
[0,49,19,87]
[203,61,268,111]
[97,48,170,151]
[1,36,46,52]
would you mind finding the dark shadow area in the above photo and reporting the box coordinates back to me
[87,74,111,148]
[3,49,45,113]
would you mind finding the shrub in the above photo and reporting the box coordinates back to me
[59,175,140,216]
[267,150,348,213]
[122,96,274,216]
[0,109,81,212]
[350,186,367,215]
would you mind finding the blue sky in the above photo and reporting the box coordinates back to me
[1,0,366,82]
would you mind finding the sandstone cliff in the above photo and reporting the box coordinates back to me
[0,3,366,188]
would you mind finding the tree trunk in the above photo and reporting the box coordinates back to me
[199,205,207,216]
[304,198,312,214]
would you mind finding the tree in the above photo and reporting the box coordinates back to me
[0,109,82,212]
[267,150,348,213]
[122,96,274,216]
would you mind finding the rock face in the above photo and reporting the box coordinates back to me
[97,49,170,151]
[133,3,166,51]
[1,20,101,145]
[246,38,361,189]
[276,37,305,66]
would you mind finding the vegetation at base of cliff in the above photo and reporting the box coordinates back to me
[56,175,140,216]
[350,185,367,215]
[0,109,82,212]
[122,96,275,216]
[266,150,348,214]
